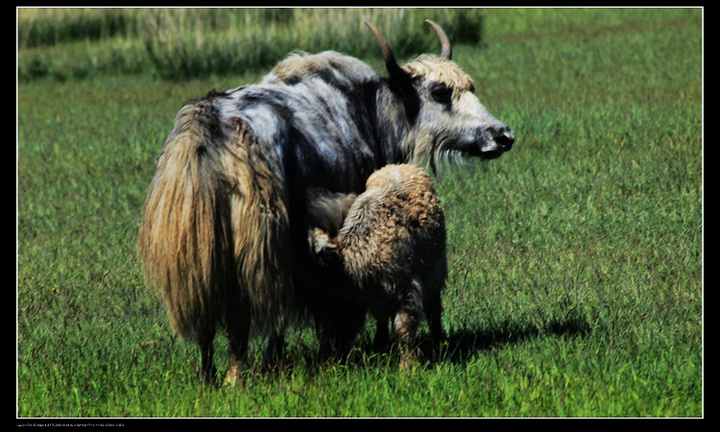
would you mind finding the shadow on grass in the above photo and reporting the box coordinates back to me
[200,310,594,383]
[431,311,592,364]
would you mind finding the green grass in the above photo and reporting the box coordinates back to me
[17,8,484,81]
[17,8,702,418]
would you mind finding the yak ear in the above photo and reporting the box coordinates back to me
[365,21,412,82]
[310,227,338,254]
[309,228,343,267]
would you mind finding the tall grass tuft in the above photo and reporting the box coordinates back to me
[18,8,485,81]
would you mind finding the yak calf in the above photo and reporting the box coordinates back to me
[308,164,447,366]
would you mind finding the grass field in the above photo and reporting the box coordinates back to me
[17,7,703,419]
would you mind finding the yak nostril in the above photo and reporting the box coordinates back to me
[496,129,515,149]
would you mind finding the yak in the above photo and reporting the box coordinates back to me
[137,20,514,384]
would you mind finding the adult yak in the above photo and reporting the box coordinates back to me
[137,20,514,384]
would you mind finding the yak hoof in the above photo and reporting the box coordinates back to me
[224,364,242,387]
[400,350,419,369]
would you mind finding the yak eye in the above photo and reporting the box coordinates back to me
[429,83,453,104]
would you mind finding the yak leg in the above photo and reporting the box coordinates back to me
[372,312,391,353]
[392,310,420,368]
[424,292,444,348]
[198,329,218,385]
[225,296,251,386]
[393,281,423,368]
[337,305,366,361]
[318,302,366,363]
[264,332,287,370]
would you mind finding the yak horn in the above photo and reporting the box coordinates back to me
[424,19,452,60]
[365,21,409,80]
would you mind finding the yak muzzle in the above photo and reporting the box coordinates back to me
[480,127,515,159]
[495,128,515,151]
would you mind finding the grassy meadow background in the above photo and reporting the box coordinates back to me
[17,8,703,418]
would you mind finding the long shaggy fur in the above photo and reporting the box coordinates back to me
[137,94,293,382]
[308,164,447,364]
[138,97,236,342]
[138,21,513,382]
[223,117,293,334]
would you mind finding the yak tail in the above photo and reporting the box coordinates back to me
[137,96,237,341]
[138,94,294,341]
